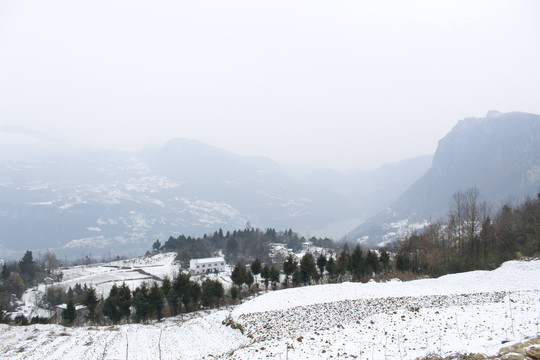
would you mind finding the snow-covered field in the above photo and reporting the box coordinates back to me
[1,260,540,359]
[10,252,180,321]
[56,252,180,298]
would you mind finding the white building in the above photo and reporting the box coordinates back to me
[189,257,226,275]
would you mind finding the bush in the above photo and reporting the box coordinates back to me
[14,315,29,326]
[30,316,50,324]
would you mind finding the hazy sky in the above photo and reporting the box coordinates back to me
[1,0,539,170]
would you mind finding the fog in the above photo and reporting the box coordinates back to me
[1,0,539,170]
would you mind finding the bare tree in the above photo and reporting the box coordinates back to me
[449,187,487,259]
[43,250,59,277]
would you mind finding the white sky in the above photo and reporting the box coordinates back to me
[1,0,539,170]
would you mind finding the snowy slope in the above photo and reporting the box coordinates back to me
[1,260,540,360]
[233,260,540,315]
[56,252,179,298]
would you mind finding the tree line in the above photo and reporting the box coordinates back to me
[155,227,337,267]
[1,249,60,322]
[225,245,390,297]
[394,188,540,276]
[46,273,230,326]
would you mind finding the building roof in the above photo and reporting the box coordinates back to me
[191,257,225,265]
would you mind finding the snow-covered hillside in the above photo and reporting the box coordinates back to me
[10,252,180,321]
[1,260,540,359]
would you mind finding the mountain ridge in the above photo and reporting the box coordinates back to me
[345,111,540,246]
[0,137,430,259]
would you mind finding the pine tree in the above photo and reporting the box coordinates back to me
[149,282,165,321]
[282,254,297,285]
[62,300,76,326]
[269,266,280,286]
[132,283,150,323]
[316,254,327,279]
[201,279,224,308]
[231,262,247,287]
[1,263,9,281]
[245,271,254,289]
[161,276,171,297]
[186,281,201,312]
[103,285,121,324]
[326,256,336,282]
[250,258,261,282]
[379,248,390,272]
[260,264,270,289]
[350,245,364,281]
[365,250,379,275]
[82,286,99,324]
[18,250,36,284]
[291,268,301,287]
[336,250,350,280]
[299,253,317,285]
[118,283,132,322]
[230,285,240,302]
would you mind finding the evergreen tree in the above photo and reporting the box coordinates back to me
[396,253,411,272]
[282,254,297,285]
[291,268,302,287]
[161,276,171,299]
[245,271,254,289]
[379,248,390,272]
[316,253,327,279]
[82,286,99,323]
[186,281,201,312]
[350,245,364,281]
[66,287,74,301]
[5,273,25,298]
[336,250,350,280]
[250,258,261,282]
[171,273,192,313]
[201,279,224,308]
[103,285,122,324]
[149,282,165,321]
[62,300,76,326]
[1,264,9,281]
[325,256,336,282]
[166,287,180,316]
[117,283,132,322]
[73,283,84,298]
[299,253,317,285]
[132,283,150,323]
[230,285,240,302]
[269,266,280,287]
[231,262,248,288]
[260,264,270,289]
[365,250,379,275]
[18,250,37,284]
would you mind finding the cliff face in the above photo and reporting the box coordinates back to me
[346,111,540,246]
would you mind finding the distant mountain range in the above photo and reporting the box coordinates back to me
[3,110,536,259]
[0,137,429,259]
[345,111,540,246]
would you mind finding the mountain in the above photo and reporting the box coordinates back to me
[301,155,433,216]
[345,111,540,246]
[0,136,432,260]
[0,138,357,259]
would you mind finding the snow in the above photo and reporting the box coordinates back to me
[2,259,540,359]
[0,310,248,360]
[233,260,540,315]
[36,253,179,300]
